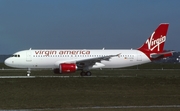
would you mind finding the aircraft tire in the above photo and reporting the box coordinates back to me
[80,71,86,76]
[86,71,92,76]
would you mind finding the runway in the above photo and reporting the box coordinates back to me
[0,75,136,78]
[0,105,180,111]
[73,105,180,109]
[0,76,36,78]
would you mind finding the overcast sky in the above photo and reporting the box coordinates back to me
[0,0,180,54]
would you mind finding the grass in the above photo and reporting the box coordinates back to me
[0,63,180,110]
[0,72,180,110]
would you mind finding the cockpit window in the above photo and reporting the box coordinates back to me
[12,54,20,57]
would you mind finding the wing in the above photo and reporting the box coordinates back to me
[75,54,120,70]
[55,54,120,70]
[76,54,119,68]
[54,53,120,70]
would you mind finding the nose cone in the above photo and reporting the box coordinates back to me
[4,58,12,67]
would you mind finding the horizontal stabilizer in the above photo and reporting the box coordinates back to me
[150,51,174,59]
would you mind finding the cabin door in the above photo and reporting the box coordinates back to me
[26,51,32,62]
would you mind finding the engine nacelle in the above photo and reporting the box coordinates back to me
[53,63,77,74]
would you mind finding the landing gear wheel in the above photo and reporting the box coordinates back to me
[80,71,92,76]
[80,71,86,76]
[27,68,31,76]
[85,71,92,76]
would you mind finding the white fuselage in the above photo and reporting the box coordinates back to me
[5,49,151,69]
[4,23,171,76]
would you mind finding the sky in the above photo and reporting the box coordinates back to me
[0,0,180,54]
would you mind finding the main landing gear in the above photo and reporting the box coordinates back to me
[80,71,92,76]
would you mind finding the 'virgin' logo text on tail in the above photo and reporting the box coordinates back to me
[146,32,166,51]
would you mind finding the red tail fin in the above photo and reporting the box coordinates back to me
[138,23,169,53]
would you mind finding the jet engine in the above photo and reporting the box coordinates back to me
[53,63,77,74]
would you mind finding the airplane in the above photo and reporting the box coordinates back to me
[4,23,173,76]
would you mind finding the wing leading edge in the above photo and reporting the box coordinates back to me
[76,54,120,70]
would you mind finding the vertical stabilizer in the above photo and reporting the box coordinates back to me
[138,23,169,53]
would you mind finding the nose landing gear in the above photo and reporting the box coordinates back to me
[27,68,31,76]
